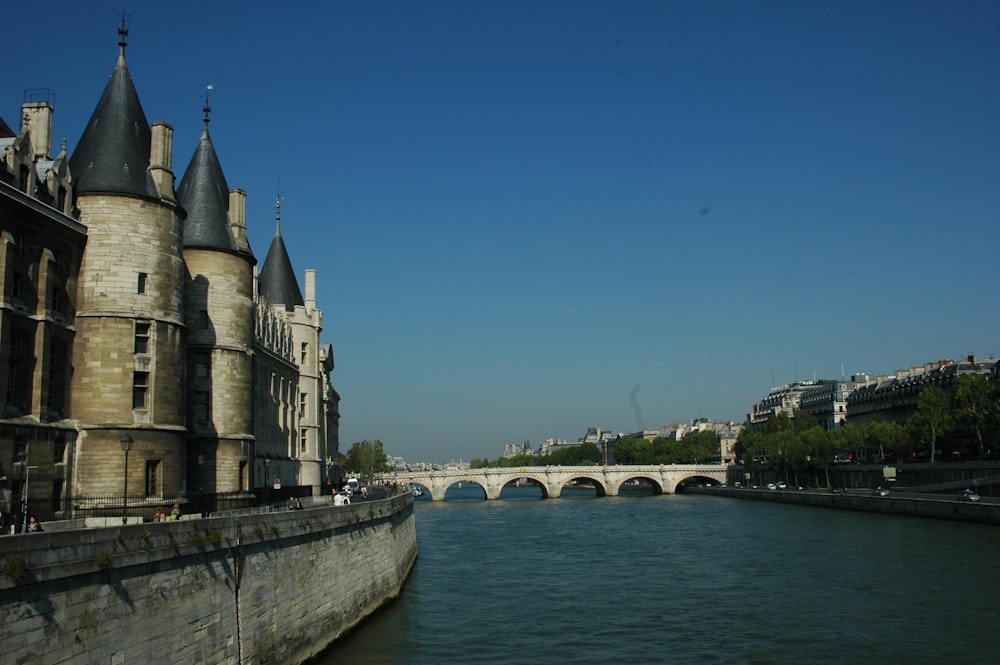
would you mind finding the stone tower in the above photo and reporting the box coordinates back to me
[257,207,330,489]
[177,100,257,500]
[67,31,188,500]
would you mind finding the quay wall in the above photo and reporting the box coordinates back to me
[0,493,417,665]
[694,487,1000,525]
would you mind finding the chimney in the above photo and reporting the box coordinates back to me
[149,121,175,196]
[228,188,250,253]
[305,269,317,311]
[22,101,54,161]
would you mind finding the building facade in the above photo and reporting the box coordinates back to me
[0,33,339,529]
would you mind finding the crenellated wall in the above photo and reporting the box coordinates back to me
[0,493,417,665]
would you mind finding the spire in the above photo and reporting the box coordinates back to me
[69,18,158,198]
[117,12,129,59]
[203,85,213,125]
[258,191,304,311]
[177,105,235,250]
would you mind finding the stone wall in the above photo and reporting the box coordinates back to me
[694,486,1000,525]
[0,492,417,665]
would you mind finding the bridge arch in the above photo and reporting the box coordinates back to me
[614,474,664,496]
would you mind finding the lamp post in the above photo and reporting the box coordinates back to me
[120,434,134,525]
[17,452,37,533]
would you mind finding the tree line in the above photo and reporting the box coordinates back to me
[736,373,999,487]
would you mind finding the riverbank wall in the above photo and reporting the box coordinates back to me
[0,492,417,665]
[694,486,1000,525]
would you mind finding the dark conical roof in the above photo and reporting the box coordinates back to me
[0,115,14,138]
[258,219,303,312]
[69,48,158,197]
[177,125,236,250]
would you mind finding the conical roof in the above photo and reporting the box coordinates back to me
[69,46,158,197]
[177,125,236,250]
[258,219,303,312]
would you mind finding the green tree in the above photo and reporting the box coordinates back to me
[955,374,998,457]
[861,419,909,462]
[908,386,952,463]
[346,439,390,485]
[613,435,644,464]
[764,411,793,434]
[792,408,820,433]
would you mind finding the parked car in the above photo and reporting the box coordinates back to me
[871,486,889,497]
[956,489,981,502]
[777,481,787,489]
[766,483,777,490]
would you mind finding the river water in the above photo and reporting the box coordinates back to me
[316,486,1000,664]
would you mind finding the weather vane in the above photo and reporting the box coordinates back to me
[203,85,214,123]
[117,11,130,50]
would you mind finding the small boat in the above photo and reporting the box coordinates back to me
[411,485,425,497]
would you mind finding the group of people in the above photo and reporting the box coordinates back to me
[151,504,183,522]
[286,496,304,510]
[332,488,351,506]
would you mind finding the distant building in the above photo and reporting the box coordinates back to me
[748,380,838,433]
[503,440,533,458]
[846,356,998,427]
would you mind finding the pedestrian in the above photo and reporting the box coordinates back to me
[333,491,344,507]
[169,504,182,520]
[153,506,166,522]
[27,516,43,532]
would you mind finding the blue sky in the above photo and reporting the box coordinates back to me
[5,1,999,463]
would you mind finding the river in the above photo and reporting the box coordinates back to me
[316,485,1000,664]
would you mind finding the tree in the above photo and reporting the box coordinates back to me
[954,374,998,457]
[345,439,390,485]
[908,386,952,463]
[613,435,644,464]
[792,408,820,434]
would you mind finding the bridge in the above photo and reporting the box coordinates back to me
[395,464,727,501]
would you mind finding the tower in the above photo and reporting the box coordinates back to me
[177,92,257,502]
[67,27,188,501]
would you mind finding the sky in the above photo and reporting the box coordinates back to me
[4,1,999,464]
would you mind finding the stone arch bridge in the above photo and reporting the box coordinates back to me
[395,464,726,501]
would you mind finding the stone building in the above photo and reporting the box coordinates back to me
[0,31,339,529]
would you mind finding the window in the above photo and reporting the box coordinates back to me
[195,352,209,378]
[300,342,308,364]
[46,341,67,412]
[137,272,148,294]
[132,372,149,409]
[300,428,308,453]
[299,392,307,417]
[239,460,248,491]
[194,391,210,422]
[145,460,161,497]
[49,286,62,315]
[6,334,25,403]
[134,322,151,354]
[53,436,67,464]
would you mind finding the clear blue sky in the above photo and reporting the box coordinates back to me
[6,1,999,463]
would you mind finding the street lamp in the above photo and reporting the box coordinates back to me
[17,452,37,533]
[120,434,134,525]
